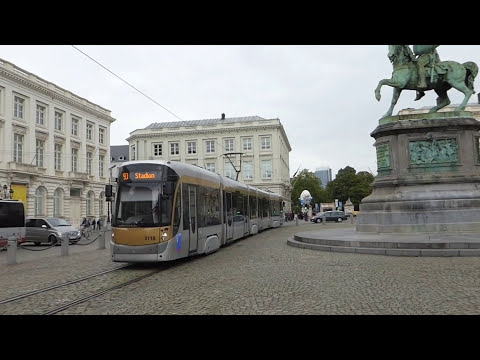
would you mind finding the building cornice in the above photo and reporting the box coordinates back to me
[0,61,115,123]
[126,124,285,142]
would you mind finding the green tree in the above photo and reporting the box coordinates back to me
[290,169,328,212]
[326,167,374,210]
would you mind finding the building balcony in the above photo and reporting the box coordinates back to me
[7,162,43,174]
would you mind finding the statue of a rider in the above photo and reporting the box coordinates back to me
[413,45,441,101]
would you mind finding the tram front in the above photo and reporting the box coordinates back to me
[111,162,179,262]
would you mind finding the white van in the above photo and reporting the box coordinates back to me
[0,200,26,247]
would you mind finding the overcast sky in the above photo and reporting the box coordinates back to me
[1,45,479,179]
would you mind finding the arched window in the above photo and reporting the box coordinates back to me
[35,187,46,216]
[53,188,63,217]
[86,191,95,216]
[98,191,105,218]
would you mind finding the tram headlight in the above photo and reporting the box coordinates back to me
[162,232,168,241]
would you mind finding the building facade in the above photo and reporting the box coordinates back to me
[0,59,115,227]
[314,166,332,188]
[398,95,480,118]
[126,115,292,210]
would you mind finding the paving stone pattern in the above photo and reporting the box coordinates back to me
[1,222,480,315]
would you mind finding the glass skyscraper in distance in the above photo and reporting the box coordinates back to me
[315,166,332,188]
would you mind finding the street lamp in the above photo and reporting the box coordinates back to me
[1,184,14,199]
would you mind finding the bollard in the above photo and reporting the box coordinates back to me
[295,216,298,226]
[350,214,354,224]
[322,215,326,224]
[7,236,17,265]
[61,233,69,256]
[98,229,105,249]
[104,222,112,247]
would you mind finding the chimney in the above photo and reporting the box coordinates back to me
[221,113,225,120]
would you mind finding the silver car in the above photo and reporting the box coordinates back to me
[26,217,81,245]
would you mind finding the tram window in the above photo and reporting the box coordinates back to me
[262,198,269,218]
[173,194,181,234]
[182,185,189,230]
[249,196,257,218]
[115,184,172,226]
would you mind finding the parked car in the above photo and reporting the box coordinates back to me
[310,211,348,223]
[25,217,81,245]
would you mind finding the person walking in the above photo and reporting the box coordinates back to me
[91,218,96,231]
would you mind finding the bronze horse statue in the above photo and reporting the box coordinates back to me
[374,45,478,119]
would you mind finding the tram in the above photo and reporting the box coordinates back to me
[111,160,286,263]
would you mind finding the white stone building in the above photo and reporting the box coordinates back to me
[0,59,116,227]
[398,95,480,118]
[126,114,293,210]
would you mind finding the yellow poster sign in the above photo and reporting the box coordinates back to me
[11,184,27,209]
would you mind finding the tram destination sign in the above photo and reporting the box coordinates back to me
[120,170,160,182]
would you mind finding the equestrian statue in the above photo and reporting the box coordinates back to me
[374,45,478,119]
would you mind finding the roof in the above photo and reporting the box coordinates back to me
[110,145,129,161]
[145,116,268,129]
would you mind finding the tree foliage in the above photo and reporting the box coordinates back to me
[290,169,329,212]
[325,166,374,210]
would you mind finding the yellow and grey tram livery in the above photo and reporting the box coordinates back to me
[111,160,285,263]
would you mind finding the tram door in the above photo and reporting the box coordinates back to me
[225,192,233,241]
[188,186,198,252]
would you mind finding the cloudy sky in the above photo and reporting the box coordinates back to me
[1,45,479,179]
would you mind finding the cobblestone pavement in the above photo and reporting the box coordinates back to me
[1,221,480,315]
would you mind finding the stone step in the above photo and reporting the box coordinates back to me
[287,236,480,257]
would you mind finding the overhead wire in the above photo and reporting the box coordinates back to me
[70,45,234,155]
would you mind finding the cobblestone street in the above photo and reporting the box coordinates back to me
[2,222,479,315]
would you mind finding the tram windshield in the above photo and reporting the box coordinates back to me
[113,164,178,228]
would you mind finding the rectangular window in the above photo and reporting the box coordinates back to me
[86,122,93,141]
[71,118,79,136]
[225,162,235,179]
[131,145,136,160]
[153,143,162,156]
[206,140,215,153]
[261,159,272,179]
[99,155,105,177]
[187,141,197,154]
[36,139,44,167]
[36,104,45,125]
[170,142,179,155]
[243,160,254,180]
[0,87,4,116]
[206,162,216,173]
[55,111,63,131]
[99,127,105,144]
[224,138,234,152]
[54,144,62,170]
[260,136,271,150]
[87,152,93,175]
[242,138,252,151]
[13,133,23,162]
[13,96,24,119]
[71,148,78,172]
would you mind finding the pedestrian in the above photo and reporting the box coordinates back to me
[92,218,96,230]
[97,218,102,230]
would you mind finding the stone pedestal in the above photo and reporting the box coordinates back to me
[357,112,480,233]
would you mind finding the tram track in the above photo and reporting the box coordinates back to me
[0,263,172,315]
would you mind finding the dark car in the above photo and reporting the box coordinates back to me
[26,217,81,245]
[310,211,348,223]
